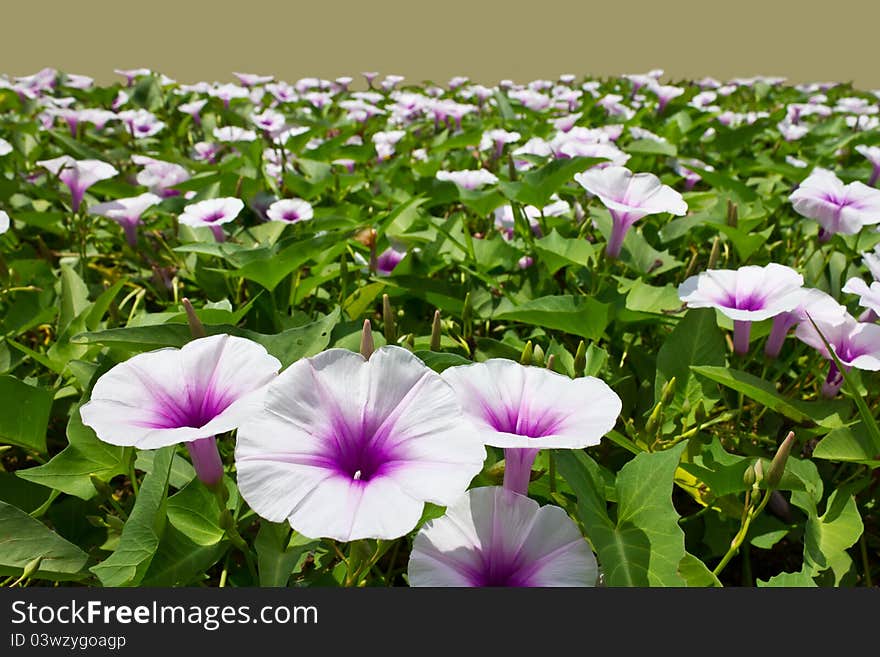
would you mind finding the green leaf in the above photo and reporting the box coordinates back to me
[494,295,610,341]
[757,569,817,587]
[691,366,850,428]
[134,450,196,490]
[412,350,471,373]
[557,443,688,586]
[533,229,594,274]
[626,139,678,157]
[166,479,226,546]
[678,552,722,587]
[58,264,90,334]
[813,424,880,466]
[16,404,131,499]
[624,280,683,315]
[255,522,319,587]
[241,307,340,368]
[0,375,53,452]
[141,524,226,587]
[0,500,90,581]
[73,309,340,368]
[509,156,603,208]
[655,309,726,416]
[801,488,863,582]
[90,446,174,586]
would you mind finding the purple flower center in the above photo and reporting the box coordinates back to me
[721,292,766,311]
[820,193,855,209]
[202,210,227,224]
[481,402,563,439]
[145,382,235,430]
[318,413,405,483]
[469,556,531,587]
[282,210,300,221]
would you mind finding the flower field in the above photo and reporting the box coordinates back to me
[1,68,878,588]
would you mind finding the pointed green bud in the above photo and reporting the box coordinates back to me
[573,340,587,377]
[766,431,796,489]
[520,341,534,366]
[726,200,738,228]
[753,459,764,484]
[645,402,663,436]
[359,319,375,359]
[382,294,397,343]
[462,292,473,339]
[545,354,556,371]
[743,462,757,488]
[531,344,545,367]
[181,298,207,339]
[18,556,43,583]
[660,376,677,405]
[707,236,721,269]
[430,310,442,351]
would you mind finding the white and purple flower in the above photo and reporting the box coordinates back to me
[789,168,880,240]
[80,334,281,486]
[679,264,805,355]
[441,360,620,495]
[178,197,245,242]
[235,347,487,542]
[408,487,598,587]
[574,165,687,258]
[88,193,162,246]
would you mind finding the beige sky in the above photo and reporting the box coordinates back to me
[3,1,878,90]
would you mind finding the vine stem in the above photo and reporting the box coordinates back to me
[712,489,773,579]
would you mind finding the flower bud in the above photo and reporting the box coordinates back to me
[360,319,375,359]
[182,297,207,338]
[531,344,545,367]
[743,462,757,488]
[573,340,587,377]
[766,431,796,489]
[520,341,534,366]
[430,310,442,351]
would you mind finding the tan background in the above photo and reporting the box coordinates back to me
[2,1,878,89]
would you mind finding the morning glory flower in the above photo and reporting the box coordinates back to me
[0,210,9,234]
[441,360,620,495]
[795,314,880,397]
[117,109,165,138]
[842,277,880,322]
[479,129,521,158]
[266,198,314,224]
[854,145,880,186]
[647,83,684,113]
[208,83,250,108]
[376,245,408,275]
[574,165,687,258]
[36,155,118,212]
[372,130,406,161]
[179,197,244,242]
[678,264,805,355]
[234,346,487,542]
[233,72,274,87]
[80,334,281,486]
[764,288,847,357]
[436,168,499,190]
[213,126,258,143]
[408,486,598,587]
[133,155,191,197]
[789,168,880,240]
[88,192,162,246]
[178,99,208,126]
[0,138,11,156]
[250,109,286,135]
